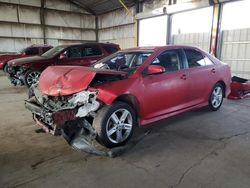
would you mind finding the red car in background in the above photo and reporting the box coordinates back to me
[0,44,52,72]
[7,43,120,87]
[25,45,231,153]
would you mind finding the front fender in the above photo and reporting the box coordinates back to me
[89,88,118,105]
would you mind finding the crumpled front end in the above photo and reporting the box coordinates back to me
[25,85,108,155]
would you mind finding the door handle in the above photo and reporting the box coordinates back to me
[180,74,187,80]
[211,68,216,73]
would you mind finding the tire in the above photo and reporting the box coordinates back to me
[3,64,8,73]
[208,83,224,111]
[93,101,136,148]
[24,70,41,87]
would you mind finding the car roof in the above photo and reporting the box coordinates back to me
[121,45,202,52]
[28,44,53,48]
[56,42,119,48]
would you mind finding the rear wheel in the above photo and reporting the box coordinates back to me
[208,83,224,111]
[93,102,136,148]
[24,70,40,87]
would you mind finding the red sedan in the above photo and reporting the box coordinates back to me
[25,45,231,151]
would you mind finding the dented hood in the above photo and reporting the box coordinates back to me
[8,56,45,66]
[39,66,127,96]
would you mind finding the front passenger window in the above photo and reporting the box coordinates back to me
[151,50,180,73]
[68,47,82,58]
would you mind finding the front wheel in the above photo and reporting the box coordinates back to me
[93,102,136,148]
[3,64,8,73]
[24,70,41,87]
[208,83,224,111]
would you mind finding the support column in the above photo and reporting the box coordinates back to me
[95,16,99,42]
[209,1,222,57]
[40,0,46,44]
[166,15,172,45]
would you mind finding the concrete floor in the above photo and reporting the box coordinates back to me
[0,73,250,188]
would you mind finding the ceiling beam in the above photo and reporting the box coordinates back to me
[69,0,96,15]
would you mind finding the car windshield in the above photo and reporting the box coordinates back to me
[93,51,152,73]
[41,46,66,58]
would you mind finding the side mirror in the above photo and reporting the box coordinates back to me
[146,65,165,75]
[59,52,66,59]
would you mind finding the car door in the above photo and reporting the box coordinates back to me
[183,48,217,105]
[141,49,190,120]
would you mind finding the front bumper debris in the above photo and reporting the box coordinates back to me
[228,76,250,100]
[25,99,77,135]
[25,98,147,157]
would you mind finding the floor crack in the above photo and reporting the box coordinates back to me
[30,154,62,169]
[170,131,250,188]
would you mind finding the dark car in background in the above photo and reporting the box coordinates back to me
[0,44,52,72]
[6,42,120,87]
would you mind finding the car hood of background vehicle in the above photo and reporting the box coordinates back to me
[39,66,128,96]
[8,56,46,66]
[0,54,21,61]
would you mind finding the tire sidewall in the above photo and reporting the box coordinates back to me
[3,64,8,73]
[94,102,136,148]
[209,83,224,111]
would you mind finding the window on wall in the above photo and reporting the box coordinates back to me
[221,0,250,30]
[139,15,168,47]
[171,7,213,52]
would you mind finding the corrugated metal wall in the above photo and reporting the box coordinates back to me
[220,29,250,79]
[98,7,135,49]
[172,33,211,52]
[0,0,96,53]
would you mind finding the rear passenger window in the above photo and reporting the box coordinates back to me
[25,47,39,55]
[151,50,181,72]
[103,46,119,54]
[83,46,102,56]
[184,49,207,68]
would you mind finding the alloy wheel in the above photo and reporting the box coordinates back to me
[26,71,40,86]
[211,86,223,108]
[106,108,133,144]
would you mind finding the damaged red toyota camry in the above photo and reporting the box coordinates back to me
[25,45,231,152]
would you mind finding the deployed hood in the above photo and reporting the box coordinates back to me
[39,66,128,96]
[8,56,46,66]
